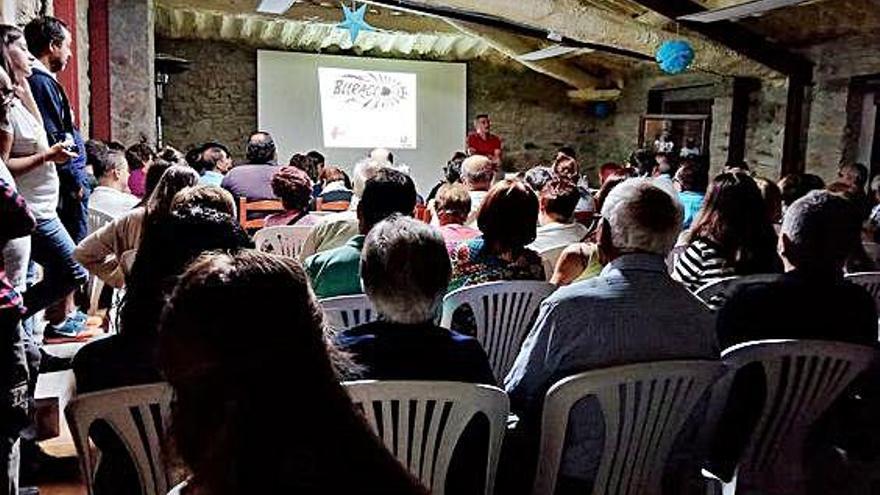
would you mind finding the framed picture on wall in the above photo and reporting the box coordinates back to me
[638,114,711,160]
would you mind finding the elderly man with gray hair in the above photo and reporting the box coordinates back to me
[460,155,495,226]
[717,189,876,348]
[705,190,877,483]
[504,178,718,493]
[336,214,495,384]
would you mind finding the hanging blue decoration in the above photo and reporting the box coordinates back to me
[655,40,695,75]
[593,102,611,119]
[337,3,374,44]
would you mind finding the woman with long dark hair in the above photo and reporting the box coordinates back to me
[160,250,427,495]
[75,165,199,289]
[674,170,782,292]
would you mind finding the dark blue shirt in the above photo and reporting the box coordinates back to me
[337,320,496,385]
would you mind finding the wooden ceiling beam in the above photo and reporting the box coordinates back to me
[629,0,814,80]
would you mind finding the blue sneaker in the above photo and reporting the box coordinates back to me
[44,316,86,339]
[69,309,88,323]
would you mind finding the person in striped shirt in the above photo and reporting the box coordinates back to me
[673,170,783,292]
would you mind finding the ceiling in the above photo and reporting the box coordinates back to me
[155,0,880,98]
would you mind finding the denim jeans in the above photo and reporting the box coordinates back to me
[22,216,88,319]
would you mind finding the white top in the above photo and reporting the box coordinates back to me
[7,99,58,219]
[89,186,139,219]
[529,221,589,253]
[0,158,14,187]
[466,190,488,227]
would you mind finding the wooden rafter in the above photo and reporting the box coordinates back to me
[629,0,814,80]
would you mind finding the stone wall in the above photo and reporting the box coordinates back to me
[156,37,257,158]
[802,34,880,182]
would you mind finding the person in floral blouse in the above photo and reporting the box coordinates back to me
[449,179,544,291]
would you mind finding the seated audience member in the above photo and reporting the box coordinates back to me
[706,190,876,481]
[84,139,108,185]
[523,165,553,194]
[299,159,383,258]
[305,168,416,299]
[755,176,783,228]
[75,165,199,288]
[124,143,155,198]
[288,152,320,183]
[196,143,232,186]
[72,205,253,494]
[89,150,138,218]
[674,171,782,292]
[460,155,495,226]
[838,162,869,191]
[158,251,427,495]
[434,183,480,254]
[337,215,494,384]
[628,148,657,177]
[171,185,237,217]
[370,147,394,165]
[505,178,718,493]
[598,162,623,185]
[673,160,708,229]
[778,173,825,210]
[529,178,589,254]
[654,153,677,179]
[549,175,627,286]
[157,146,185,165]
[264,166,320,227]
[449,179,544,291]
[552,153,595,224]
[426,151,466,203]
[316,165,354,211]
[220,131,279,201]
[717,189,875,347]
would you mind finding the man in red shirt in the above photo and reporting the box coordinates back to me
[466,114,502,166]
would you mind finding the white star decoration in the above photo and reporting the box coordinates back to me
[337,3,375,44]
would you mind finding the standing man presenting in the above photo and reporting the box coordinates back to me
[25,17,89,244]
[466,113,503,167]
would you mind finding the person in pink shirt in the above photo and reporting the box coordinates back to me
[434,183,479,255]
[125,143,155,198]
[264,166,321,227]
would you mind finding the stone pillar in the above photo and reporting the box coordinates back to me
[108,0,156,145]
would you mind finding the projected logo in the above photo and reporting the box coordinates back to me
[318,67,417,149]
[331,72,410,110]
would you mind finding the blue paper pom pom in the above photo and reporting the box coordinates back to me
[656,40,695,75]
[593,102,611,119]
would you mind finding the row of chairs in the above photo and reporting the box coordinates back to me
[321,281,555,382]
[65,339,876,495]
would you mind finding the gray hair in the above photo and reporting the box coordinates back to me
[781,190,861,269]
[351,158,384,198]
[360,215,451,324]
[601,178,683,255]
[461,155,494,188]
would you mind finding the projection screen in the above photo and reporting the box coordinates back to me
[257,51,467,194]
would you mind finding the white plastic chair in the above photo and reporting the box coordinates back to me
[693,274,781,310]
[87,207,114,235]
[65,383,176,495]
[321,294,378,331]
[538,244,568,282]
[441,281,556,382]
[85,208,116,315]
[533,360,721,495]
[344,380,509,495]
[845,272,880,314]
[253,225,313,259]
[710,339,876,495]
